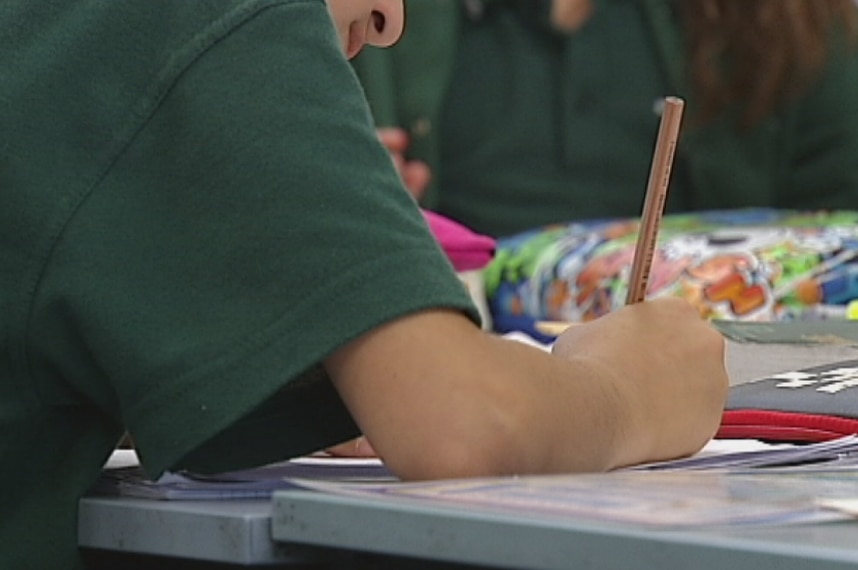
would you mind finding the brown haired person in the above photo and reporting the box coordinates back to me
[353,0,858,236]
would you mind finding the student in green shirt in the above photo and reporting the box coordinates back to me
[353,0,858,236]
[0,1,727,568]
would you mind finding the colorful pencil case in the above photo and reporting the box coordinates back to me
[484,208,858,340]
[717,359,858,443]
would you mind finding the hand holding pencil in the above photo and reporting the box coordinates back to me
[549,96,727,462]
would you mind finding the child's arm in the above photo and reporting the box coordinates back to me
[325,297,728,480]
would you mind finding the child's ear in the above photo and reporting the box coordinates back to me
[550,0,593,32]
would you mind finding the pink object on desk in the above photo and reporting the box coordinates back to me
[422,210,496,271]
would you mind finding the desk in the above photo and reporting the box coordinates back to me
[270,490,858,570]
[79,333,858,568]
[80,476,858,570]
[77,496,466,569]
[78,496,302,566]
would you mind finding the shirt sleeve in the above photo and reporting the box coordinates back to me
[33,1,478,476]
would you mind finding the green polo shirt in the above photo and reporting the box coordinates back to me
[0,1,477,568]
[439,0,670,235]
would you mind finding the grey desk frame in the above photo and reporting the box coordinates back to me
[80,488,858,570]
[78,496,303,566]
[271,490,858,570]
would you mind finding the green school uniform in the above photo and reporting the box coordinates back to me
[353,0,858,236]
[0,1,476,568]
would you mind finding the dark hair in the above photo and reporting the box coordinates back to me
[679,0,858,128]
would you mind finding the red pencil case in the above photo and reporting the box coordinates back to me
[717,360,858,443]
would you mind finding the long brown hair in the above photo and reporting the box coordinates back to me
[678,0,858,128]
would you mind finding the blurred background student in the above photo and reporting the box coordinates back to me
[353,0,858,236]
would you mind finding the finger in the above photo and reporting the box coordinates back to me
[401,161,432,199]
[324,436,378,458]
[377,127,410,153]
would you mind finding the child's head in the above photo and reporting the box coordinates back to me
[326,0,404,59]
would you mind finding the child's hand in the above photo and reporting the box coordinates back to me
[324,436,378,458]
[552,297,728,467]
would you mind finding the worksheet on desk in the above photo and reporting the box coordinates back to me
[283,437,858,528]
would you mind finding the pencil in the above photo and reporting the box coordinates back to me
[534,97,685,338]
[534,321,577,337]
[625,96,685,305]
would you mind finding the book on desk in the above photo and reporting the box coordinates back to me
[92,455,393,500]
[717,320,858,385]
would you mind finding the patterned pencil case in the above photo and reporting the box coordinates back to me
[485,208,858,341]
[717,359,858,443]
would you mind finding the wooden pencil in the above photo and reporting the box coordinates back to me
[534,97,685,338]
[625,96,685,305]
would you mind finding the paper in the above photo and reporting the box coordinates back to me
[277,436,858,529]
[93,456,393,500]
[95,435,858,501]
[633,435,858,471]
